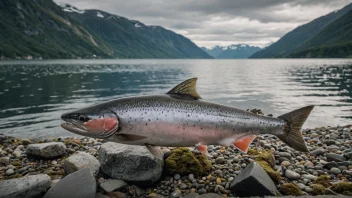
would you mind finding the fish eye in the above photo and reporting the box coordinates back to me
[79,115,86,122]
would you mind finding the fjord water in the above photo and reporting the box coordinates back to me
[0,59,351,138]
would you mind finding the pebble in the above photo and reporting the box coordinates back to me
[303,174,317,180]
[330,167,342,174]
[326,153,346,162]
[174,174,180,180]
[1,124,352,197]
[0,157,10,165]
[297,183,306,190]
[215,157,225,164]
[5,168,14,175]
[188,174,194,181]
[278,152,291,158]
[281,161,291,167]
[310,148,325,156]
[285,169,301,180]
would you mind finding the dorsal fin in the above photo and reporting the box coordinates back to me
[166,77,201,100]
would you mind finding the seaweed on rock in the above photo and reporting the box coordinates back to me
[281,183,302,196]
[331,182,352,196]
[165,147,212,176]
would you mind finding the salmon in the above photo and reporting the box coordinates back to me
[61,78,314,156]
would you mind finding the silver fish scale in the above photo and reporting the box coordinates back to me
[103,95,285,147]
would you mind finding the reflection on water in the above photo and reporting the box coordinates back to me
[0,59,351,138]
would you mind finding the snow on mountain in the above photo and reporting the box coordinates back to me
[55,2,85,14]
[96,12,104,18]
[202,44,261,59]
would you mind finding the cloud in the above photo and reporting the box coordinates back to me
[56,0,352,47]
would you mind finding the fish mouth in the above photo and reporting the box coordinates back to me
[61,118,88,135]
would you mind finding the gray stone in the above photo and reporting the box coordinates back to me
[174,174,181,180]
[285,169,301,180]
[215,157,225,164]
[100,179,127,193]
[297,183,306,190]
[5,169,14,175]
[63,151,100,175]
[26,142,66,159]
[0,174,51,198]
[330,167,341,174]
[98,142,163,184]
[302,174,317,180]
[326,153,346,162]
[230,162,278,197]
[44,168,96,198]
[0,157,10,165]
[188,174,194,181]
[278,152,291,158]
[310,148,325,156]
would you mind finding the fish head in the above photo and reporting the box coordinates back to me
[61,107,118,138]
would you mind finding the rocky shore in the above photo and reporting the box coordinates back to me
[0,125,352,198]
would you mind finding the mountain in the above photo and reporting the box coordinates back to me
[65,8,211,59]
[0,0,211,59]
[202,44,261,59]
[250,3,352,58]
[288,9,352,58]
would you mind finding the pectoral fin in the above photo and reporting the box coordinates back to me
[233,135,257,153]
[145,144,163,160]
[116,134,148,141]
[196,144,208,155]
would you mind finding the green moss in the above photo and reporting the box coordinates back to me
[11,161,21,166]
[165,147,212,176]
[255,150,275,168]
[311,184,326,195]
[281,183,302,196]
[331,182,352,196]
[313,175,331,188]
[247,148,260,155]
[256,160,281,183]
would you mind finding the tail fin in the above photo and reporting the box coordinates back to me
[277,105,314,152]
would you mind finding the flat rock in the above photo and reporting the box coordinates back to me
[26,142,66,159]
[63,151,100,175]
[230,162,278,197]
[100,179,127,193]
[285,169,301,180]
[326,153,346,162]
[98,142,163,184]
[0,174,51,198]
[44,168,96,198]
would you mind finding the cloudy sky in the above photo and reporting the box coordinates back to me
[57,0,352,48]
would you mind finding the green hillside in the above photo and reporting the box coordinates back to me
[0,0,211,59]
[288,10,352,58]
[250,3,352,58]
